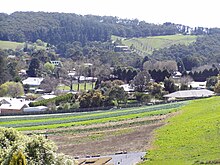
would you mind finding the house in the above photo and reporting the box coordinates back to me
[50,61,63,67]
[35,94,56,101]
[22,77,44,86]
[120,84,135,92]
[189,81,206,89]
[164,89,214,100]
[114,45,130,52]
[0,98,30,114]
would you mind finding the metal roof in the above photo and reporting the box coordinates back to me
[164,89,215,98]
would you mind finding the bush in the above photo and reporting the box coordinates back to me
[29,93,75,107]
[0,127,74,165]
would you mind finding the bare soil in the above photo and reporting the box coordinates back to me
[48,115,169,157]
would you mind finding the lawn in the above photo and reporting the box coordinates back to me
[112,34,197,55]
[141,96,220,164]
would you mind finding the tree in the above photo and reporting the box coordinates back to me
[164,78,178,93]
[206,76,218,90]
[0,127,74,165]
[44,62,55,75]
[108,86,127,104]
[39,76,59,93]
[132,71,151,92]
[27,58,40,77]
[0,55,10,85]
[148,82,165,99]
[0,82,24,97]
[214,82,220,94]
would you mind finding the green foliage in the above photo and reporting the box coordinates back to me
[164,78,178,93]
[44,62,55,74]
[9,150,27,165]
[141,97,220,164]
[0,81,24,97]
[0,127,74,165]
[206,76,218,90]
[214,81,220,94]
[29,93,74,107]
[79,90,106,108]
[135,92,151,103]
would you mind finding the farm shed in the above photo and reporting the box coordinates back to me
[164,89,214,99]
[23,106,48,112]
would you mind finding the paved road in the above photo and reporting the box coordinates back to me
[102,152,146,165]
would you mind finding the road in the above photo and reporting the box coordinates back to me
[102,152,146,165]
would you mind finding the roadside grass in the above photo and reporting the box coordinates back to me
[141,96,220,164]
[0,102,187,131]
[112,34,197,55]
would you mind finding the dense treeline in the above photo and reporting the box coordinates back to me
[151,34,220,71]
[0,12,209,46]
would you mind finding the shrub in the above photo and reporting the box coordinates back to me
[29,93,75,107]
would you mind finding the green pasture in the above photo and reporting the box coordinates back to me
[0,40,46,50]
[112,34,197,55]
[0,102,186,131]
[141,96,220,164]
[0,40,24,50]
[57,82,95,91]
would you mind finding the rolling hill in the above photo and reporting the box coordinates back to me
[112,34,197,56]
[141,96,220,164]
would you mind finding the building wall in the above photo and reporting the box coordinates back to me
[0,109,22,114]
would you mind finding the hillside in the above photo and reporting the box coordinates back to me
[112,34,197,55]
[0,40,24,50]
[0,12,207,46]
[141,96,220,164]
[0,40,46,50]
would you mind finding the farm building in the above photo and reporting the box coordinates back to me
[164,89,214,100]
[23,106,48,113]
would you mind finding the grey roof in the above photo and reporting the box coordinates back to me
[164,89,215,98]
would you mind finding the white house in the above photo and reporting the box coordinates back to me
[120,84,135,92]
[22,77,44,86]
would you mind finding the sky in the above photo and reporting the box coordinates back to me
[1,0,220,28]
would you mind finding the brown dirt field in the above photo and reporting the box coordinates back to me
[48,118,166,157]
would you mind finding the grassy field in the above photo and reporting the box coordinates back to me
[0,40,25,50]
[141,97,220,165]
[112,34,197,55]
[0,40,46,50]
[0,102,186,131]
[57,83,95,91]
